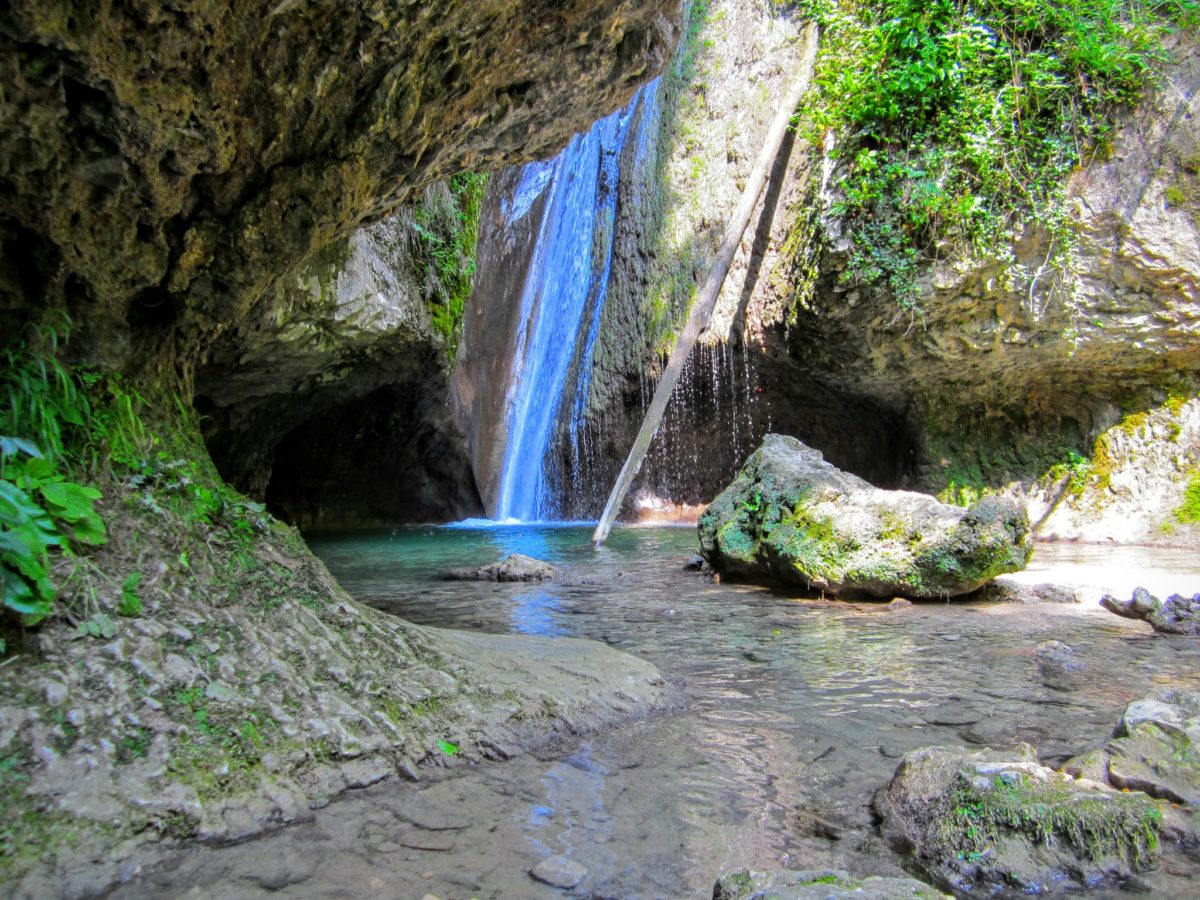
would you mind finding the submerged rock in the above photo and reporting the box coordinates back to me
[444,553,558,582]
[1100,587,1200,635]
[530,855,588,889]
[698,435,1032,598]
[1034,640,1088,691]
[712,868,948,899]
[876,745,1162,896]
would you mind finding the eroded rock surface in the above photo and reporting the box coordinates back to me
[0,0,682,371]
[698,435,1032,598]
[1101,587,1200,635]
[0,525,672,897]
[876,745,1163,897]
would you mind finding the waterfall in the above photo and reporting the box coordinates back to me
[495,82,659,522]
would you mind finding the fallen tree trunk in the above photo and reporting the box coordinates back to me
[591,23,819,545]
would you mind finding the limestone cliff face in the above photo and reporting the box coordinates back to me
[197,212,482,527]
[775,38,1200,541]
[0,0,680,370]
[546,4,1199,540]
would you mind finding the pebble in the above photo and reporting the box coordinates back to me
[530,855,588,889]
[43,681,69,706]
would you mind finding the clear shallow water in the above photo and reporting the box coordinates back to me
[1012,542,1200,602]
[116,527,1200,899]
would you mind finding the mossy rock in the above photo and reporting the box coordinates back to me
[698,435,1032,598]
[1066,689,1200,806]
[712,867,948,899]
[876,745,1162,897]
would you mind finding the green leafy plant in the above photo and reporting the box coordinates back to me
[0,315,157,639]
[75,612,118,640]
[119,572,143,617]
[413,172,490,360]
[1,319,111,632]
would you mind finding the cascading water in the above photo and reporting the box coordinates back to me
[494,82,659,522]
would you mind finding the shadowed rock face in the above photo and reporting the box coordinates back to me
[699,434,1032,598]
[0,0,681,371]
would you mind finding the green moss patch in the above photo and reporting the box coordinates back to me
[1174,469,1200,525]
[941,771,1161,871]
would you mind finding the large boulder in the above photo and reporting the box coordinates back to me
[875,745,1163,896]
[698,435,1032,598]
[1101,587,1200,635]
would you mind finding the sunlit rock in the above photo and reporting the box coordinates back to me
[699,435,1031,598]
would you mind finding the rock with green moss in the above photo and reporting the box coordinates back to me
[876,745,1163,896]
[698,435,1032,598]
[1101,587,1200,636]
[711,867,948,900]
[1064,689,1200,807]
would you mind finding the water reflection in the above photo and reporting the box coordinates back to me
[509,588,565,637]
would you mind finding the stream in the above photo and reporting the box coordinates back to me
[114,526,1200,899]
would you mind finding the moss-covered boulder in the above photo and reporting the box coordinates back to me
[712,868,948,900]
[698,435,1032,598]
[1065,689,1200,807]
[876,745,1163,897]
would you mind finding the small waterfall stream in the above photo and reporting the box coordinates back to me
[495,82,659,522]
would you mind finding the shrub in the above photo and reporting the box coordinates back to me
[794,0,1195,311]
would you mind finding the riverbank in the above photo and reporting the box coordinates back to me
[105,525,1200,898]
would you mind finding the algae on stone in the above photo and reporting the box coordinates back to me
[877,745,1163,897]
[699,435,1031,598]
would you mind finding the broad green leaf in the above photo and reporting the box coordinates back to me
[119,572,142,617]
[58,400,85,427]
[436,739,459,756]
[71,513,107,546]
[39,481,102,522]
[1,566,51,618]
[0,481,55,531]
[21,456,57,481]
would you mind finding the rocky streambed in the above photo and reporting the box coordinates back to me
[107,525,1200,899]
